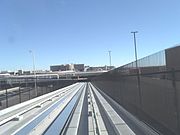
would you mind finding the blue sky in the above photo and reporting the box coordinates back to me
[0,0,180,71]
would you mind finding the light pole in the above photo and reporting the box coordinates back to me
[29,50,37,97]
[131,31,138,69]
[108,50,112,70]
[131,31,142,109]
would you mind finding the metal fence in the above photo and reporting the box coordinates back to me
[0,77,76,110]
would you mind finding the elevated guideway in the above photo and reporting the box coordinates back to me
[0,82,159,135]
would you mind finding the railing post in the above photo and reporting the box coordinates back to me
[19,82,21,103]
[27,78,30,100]
[45,85,47,94]
[5,87,8,108]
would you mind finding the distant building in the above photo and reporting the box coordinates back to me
[9,72,15,75]
[50,64,71,72]
[23,71,31,75]
[50,65,64,71]
[17,70,23,75]
[1,71,9,74]
[74,64,84,72]
[50,64,85,72]
[69,64,74,71]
